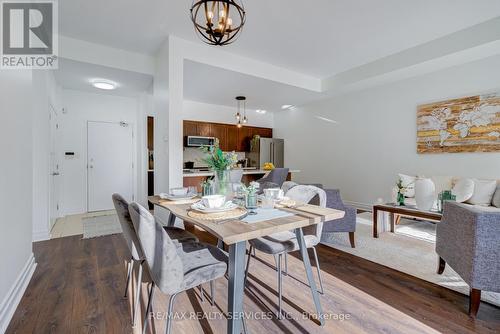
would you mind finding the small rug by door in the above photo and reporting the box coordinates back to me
[321,212,500,307]
[82,214,122,239]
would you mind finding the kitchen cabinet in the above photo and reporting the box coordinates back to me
[183,120,273,152]
[210,123,228,150]
[226,126,239,152]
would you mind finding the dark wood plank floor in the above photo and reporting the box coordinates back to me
[6,230,500,334]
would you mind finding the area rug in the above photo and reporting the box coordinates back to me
[82,214,122,239]
[321,212,500,307]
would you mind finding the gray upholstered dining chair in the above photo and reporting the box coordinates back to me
[436,201,500,317]
[255,168,289,193]
[128,202,229,334]
[244,185,327,318]
[112,194,198,327]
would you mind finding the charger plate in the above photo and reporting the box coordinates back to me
[187,207,248,221]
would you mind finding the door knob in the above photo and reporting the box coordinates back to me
[52,172,60,176]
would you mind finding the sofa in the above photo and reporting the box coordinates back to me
[282,182,357,247]
[395,174,500,212]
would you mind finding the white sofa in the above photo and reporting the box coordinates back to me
[394,175,500,212]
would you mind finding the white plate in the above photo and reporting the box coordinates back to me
[159,193,197,201]
[191,201,238,213]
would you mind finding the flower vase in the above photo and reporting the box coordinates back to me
[415,178,436,211]
[397,192,405,206]
[215,169,230,196]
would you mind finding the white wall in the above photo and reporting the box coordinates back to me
[183,100,275,128]
[274,55,500,207]
[0,71,36,332]
[59,89,141,215]
[32,70,61,241]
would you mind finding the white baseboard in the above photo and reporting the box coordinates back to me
[32,230,51,242]
[344,200,373,212]
[0,254,37,333]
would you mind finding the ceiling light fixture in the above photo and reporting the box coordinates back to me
[235,96,247,127]
[255,109,266,114]
[190,0,246,46]
[91,80,117,90]
[281,104,294,110]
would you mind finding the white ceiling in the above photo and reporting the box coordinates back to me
[60,0,500,77]
[183,60,325,111]
[54,59,153,96]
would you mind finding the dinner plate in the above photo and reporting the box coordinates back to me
[190,201,238,213]
[159,193,197,201]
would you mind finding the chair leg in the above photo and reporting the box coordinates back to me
[133,261,144,327]
[312,247,325,295]
[349,232,355,248]
[469,288,481,318]
[142,282,155,334]
[276,253,283,319]
[210,280,215,306]
[244,246,253,285]
[124,258,133,298]
[199,285,205,303]
[437,257,446,275]
[283,253,288,276]
[166,293,178,334]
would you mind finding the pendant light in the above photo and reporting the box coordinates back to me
[190,0,246,46]
[235,96,247,128]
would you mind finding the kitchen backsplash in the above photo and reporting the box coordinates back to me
[183,148,246,168]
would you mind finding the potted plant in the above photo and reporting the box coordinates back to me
[200,140,238,195]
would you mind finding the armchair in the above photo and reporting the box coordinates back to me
[321,189,357,248]
[436,201,500,317]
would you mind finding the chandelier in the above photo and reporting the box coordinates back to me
[190,0,246,46]
[235,96,247,128]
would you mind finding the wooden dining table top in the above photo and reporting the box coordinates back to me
[148,196,345,245]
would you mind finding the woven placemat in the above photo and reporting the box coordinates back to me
[187,207,248,221]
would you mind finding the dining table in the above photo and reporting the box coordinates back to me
[148,195,345,334]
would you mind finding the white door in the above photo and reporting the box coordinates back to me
[49,105,61,229]
[87,121,134,212]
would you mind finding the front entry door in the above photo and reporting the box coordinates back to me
[87,121,134,212]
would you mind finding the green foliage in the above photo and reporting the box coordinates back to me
[199,141,238,171]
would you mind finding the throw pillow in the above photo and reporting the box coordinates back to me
[491,184,500,208]
[466,179,497,206]
[398,173,416,197]
[451,178,474,203]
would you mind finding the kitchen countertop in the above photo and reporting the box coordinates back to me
[183,169,301,177]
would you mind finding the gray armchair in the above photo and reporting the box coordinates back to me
[322,189,357,248]
[256,168,289,193]
[436,201,500,317]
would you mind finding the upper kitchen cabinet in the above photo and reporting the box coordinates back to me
[210,123,228,150]
[183,120,272,152]
[183,120,199,137]
[226,126,239,152]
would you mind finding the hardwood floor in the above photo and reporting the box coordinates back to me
[6,230,500,334]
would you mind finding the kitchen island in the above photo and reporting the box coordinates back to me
[183,168,300,191]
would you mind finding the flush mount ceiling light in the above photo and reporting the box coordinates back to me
[255,109,267,114]
[281,104,294,110]
[190,0,246,46]
[235,96,247,128]
[91,80,117,90]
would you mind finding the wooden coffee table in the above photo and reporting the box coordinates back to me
[372,203,442,238]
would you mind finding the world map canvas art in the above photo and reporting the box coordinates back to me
[417,93,500,153]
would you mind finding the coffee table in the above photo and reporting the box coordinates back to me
[372,203,442,238]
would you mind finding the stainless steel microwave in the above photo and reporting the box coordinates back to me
[186,136,215,147]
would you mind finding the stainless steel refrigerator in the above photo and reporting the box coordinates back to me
[248,138,284,168]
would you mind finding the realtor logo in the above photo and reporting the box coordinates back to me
[1,0,58,69]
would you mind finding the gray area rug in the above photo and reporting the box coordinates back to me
[82,214,122,239]
[321,212,500,307]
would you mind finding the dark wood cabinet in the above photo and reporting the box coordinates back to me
[226,126,239,152]
[210,123,228,150]
[183,120,273,152]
